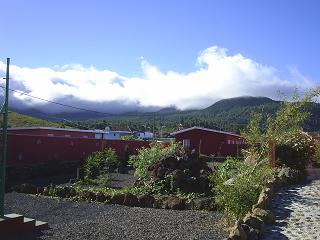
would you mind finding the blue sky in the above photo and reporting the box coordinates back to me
[0,0,319,113]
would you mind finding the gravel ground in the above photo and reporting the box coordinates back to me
[4,192,227,240]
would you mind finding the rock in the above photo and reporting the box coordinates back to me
[96,192,107,202]
[111,193,125,205]
[146,152,212,195]
[163,156,179,169]
[123,193,139,207]
[55,186,77,198]
[14,183,37,194]
[80,190,96,201]
[156,166,169,179]
[247,228,259,240]
[170,169,186,191]
[239,223,251,236]
[42,186,49,196]
[36,186,44,194]
[197,175,211,193]
[228,220,247,240]
[138,194,155,208]
[252,208,276,224]
[224,178,235,186]
[192,197,214,211]
[164,197,185,210]
[243,213,264,231]
[253,189,272,210]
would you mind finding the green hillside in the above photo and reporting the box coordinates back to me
[80,97,320,136]
[7,97,320,136]
[0,112,63,128]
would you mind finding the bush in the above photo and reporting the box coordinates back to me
[276,131,315,170]
[212,158,272,220]
[120,135,142,141]
[129,142,184,178]
[312,141,320,167]
[83,147,118,179]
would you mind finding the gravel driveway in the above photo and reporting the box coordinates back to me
[4,193,227,240]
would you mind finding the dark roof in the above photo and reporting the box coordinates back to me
[170,126,241,137]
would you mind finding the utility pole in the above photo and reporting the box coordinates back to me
[0,58,10,216]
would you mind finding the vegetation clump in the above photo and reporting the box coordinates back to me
[212,158,272,220]
[129,142,183,178]
[82,147,118,180]
[242,89,319,169]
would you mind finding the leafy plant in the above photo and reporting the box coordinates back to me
[82,147,118,179]
[212,159,272,220]
[312,140,320,167]
[276,131,315,170]
[129,142,184,178]
[242,88,319,168]
[120,135,142,140]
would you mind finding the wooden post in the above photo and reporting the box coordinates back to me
[269,140,276,168]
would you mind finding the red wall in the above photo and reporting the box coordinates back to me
[8,128,96,138]
[5,134,151,166]
[175,129,244,157]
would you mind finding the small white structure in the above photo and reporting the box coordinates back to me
[93,127,154,140]
[135,131,153,140]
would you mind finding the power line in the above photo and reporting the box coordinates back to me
[0,85,112,116]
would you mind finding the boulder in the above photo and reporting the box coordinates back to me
[252,208,276,224]
[111,193,125,205]
[252,189,272,210]
[36,186,44,194]
[80,190,96,201]
[192,197,214,211]
[163,156,179,169]
[96,192,107,202]
[247,228,260,240]
[228,220,247,240]
[170,169,186,191]
[243,213,264,231]
[123,193,139,207]
[14,183,37,194]
[164,197,185,210]
[138,194,155,208]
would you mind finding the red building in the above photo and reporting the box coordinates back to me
[3,127,151,166]
[7,127,99,138]
[171,126,244,157]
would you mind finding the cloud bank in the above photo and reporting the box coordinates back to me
[0,46,316,114]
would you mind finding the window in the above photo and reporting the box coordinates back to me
[47,134,54,137]
[183,139,191,149]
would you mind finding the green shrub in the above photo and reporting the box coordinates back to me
[312,141,320,167]
[129,142,184,178]
[276,131,315,170]
[83,147,118,179]
[212,158,272,220]
[120,135,142,140]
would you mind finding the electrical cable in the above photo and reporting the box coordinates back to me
[0,85,111,116]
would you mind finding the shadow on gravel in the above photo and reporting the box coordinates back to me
[263,184,310,240]
[4,230,50,240]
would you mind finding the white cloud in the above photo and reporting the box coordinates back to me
[0,46,317,113]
